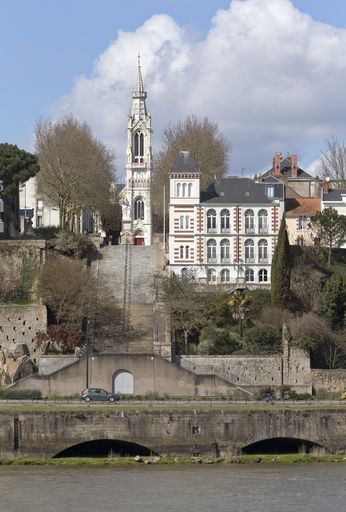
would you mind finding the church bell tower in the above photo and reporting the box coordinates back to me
[120,55,152,246]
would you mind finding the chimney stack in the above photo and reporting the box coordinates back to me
[272,152,281,176]
[290,154,298,178]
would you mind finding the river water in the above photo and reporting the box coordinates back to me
[1,464,346,512]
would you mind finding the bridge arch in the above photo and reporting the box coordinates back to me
[53,438,158,458]
[241,437,328,455]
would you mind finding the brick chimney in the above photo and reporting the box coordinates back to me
[322,180,329,193]
[290,154,298,178]
[272,152,281,176]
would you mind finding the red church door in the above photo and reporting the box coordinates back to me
[134,237,144,246]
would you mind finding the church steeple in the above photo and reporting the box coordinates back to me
[131,53,148,118]
[121,57,153,246]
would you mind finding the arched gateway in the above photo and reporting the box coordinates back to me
[113,369,134,395]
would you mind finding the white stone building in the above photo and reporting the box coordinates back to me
[120,57,152,246]
[322,187,346,248]
[168,151,285,287]
[19,177,60,232]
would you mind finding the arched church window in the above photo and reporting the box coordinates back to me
[177,183,181,197]
[182,183,187,197]
[188,183,192,197]
[134,132,144,161]
[134,197,144,220]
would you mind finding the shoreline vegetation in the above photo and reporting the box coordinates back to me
[1,454,346,466]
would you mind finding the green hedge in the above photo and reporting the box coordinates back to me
[0,389,42,400]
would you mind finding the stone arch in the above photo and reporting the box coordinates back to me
[53,438,158,458]
[241,436,328,455]
[113,369,134,395]
[133,229,144,246]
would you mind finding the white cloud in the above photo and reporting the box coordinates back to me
[56,0,346,180]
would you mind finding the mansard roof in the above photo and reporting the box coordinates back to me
[171,151,200,174]
[323,188,346,201]
[201,177,282,204]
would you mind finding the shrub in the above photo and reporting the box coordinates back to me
[0,389,42,400]
[296,335,318,351]
[197,326,240,355]
[31,226,61,240]
[243,324,280,354]
[48,231,94,259]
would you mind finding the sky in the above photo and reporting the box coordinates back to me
[2,0,346,180]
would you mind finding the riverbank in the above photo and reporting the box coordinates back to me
[2,454,346,466]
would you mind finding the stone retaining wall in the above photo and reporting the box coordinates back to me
[312,369,346,394]
[0,305,47,358]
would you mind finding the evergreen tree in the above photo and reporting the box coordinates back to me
[0,143,39,197]
[320,274,345,329]
[271,214,291,307]
[309,208,346,266]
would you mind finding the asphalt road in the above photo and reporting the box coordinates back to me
[0,399,345,407]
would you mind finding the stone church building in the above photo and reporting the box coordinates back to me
[120,56,153,246]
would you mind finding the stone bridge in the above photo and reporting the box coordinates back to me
[1,405,346,459]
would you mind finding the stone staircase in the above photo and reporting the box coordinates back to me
[95,245,156,353]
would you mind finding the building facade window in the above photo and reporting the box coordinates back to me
[259,269,268,282]
[185,246,189,259]
[179,215,189,229]
[221,268,230,283]
[297,236,304,247]
[207,268,217,284]
[245,268,254,282]
[258,209,268,233]
[180,245,184,259]
[207,209,217,232]
[298,215,308,229]
[207,239,217,262]
[134,197,144,220]
[266,186,274,199]
[258,239,268,262]
[220,209,230,232]
[188,183,192,197]
[177,183,181,197]
[36,216,43,228]
[37,199,44,210]
[220,239,230,262]
[245,239,255,262]
[245,209,255,233]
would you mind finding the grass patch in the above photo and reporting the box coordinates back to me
[0,403,346,414]
[2,454,346,466]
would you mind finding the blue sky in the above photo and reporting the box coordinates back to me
[2,0,346,177]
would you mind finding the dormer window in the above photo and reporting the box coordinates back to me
[266,186,274,199]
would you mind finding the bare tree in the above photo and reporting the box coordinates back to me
[159,273,208,354]
[319,137,346,186]
[35,116,116,231]
[152,116,231,231]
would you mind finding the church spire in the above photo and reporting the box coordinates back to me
[131,54,147,118]
[135,53,144,94]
